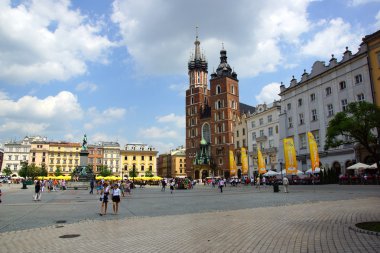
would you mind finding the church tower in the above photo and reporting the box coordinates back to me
[185,31,211,178]
[209,46,239,178]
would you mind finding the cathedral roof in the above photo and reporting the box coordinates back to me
[211,46,238,80]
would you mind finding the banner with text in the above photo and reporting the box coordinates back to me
[241,147,249,175]
[283,138,297,175]
[257,148,267,174]
[307,132,320,172]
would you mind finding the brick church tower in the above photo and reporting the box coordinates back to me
[185,32,241,179]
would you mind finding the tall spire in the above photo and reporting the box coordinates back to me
[194,26,201,60]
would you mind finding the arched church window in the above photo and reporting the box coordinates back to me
[216,85,221,94]
[202,123,211,143]
[197,71,200,84]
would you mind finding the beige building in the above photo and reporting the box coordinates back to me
[48,142,81,175]
[121,144,158,178]
[157,147,186,178]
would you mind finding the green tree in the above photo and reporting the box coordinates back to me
[145,170,153,177]
[54,166,62,176]
[28,164,41,179]
[99,165,112,177]
[129,169,138,177]
[18,162,28,178]
[40,163,48,176]
[325,101,380,169]
[3,166,12,176]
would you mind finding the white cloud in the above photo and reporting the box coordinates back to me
[255,83,281,104]
[0,91,83,136]
[138,127,179,139]
[0,0,114,84]
[300,18,363,59]
[348,0,380,6]
[76,82,98,93]
[156,113,185,128]
[87,107,126,126]
[111,0,311,78]
[376,10,380,28]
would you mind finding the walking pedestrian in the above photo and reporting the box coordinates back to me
[89,178,94,194]
[170,180,175,194]
[112,184,121,215]
[283,177,289,193]
[34,180,41,201]
[161,179,166,192]
[99,182,110,216]
[256,176,261,190]
[218,178,225,193]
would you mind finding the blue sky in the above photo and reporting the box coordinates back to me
[0,0,379,153]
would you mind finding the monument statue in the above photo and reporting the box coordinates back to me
[82,134,88,150]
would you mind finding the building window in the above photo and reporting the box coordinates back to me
[259,130,264,137]
[268,127,273,136]
[312,109,318,121]
[299,134,306,149]
[287,103,291,110]
[339,81,346,90]
[312,130,320,146]
[231,85,235,94]
[341,99,348,111]
[299,113,304,125]
[251,121,255,128]
[298,98,303,106]
[310,93,316,101]
[191,97,194,104]
[243,139,246,147]
[288,117,293,128]
[237,141,240,148]
[327,104,334,117]
[325,87,332,96]
[269,139,274,148]
[267,115,272,123]
[354,74,362,84]
[242,128,245,135]
[357,93,365,102]
[259,118,264,125]
[141,165,144,171]
[133,156,136,161]
[141,156,145,161]
[236,130,239,137]
[252,132,256,140]
[216,85,221,94]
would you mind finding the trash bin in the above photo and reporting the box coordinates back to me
[273,181,279,192]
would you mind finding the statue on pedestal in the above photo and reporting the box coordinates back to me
[82,134,88,150]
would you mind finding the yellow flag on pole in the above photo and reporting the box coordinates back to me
[283,138,297,175]
[229,150,236,176]
[257,148,267,174]
[307,132,320,172]
[241,147,248,175]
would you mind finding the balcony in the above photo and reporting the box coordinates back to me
[261,147,278,154]
[256,135,267,142]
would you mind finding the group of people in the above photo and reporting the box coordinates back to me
[93,179,133,216]
[33,179,67,201]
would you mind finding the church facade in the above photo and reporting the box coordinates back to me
[185,34,251,179]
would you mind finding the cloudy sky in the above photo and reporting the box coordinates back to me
[0,0,379,153]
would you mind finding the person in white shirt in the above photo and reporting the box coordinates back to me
[112,184,121,214]
[283,177,289,193]
[218,178,225,193]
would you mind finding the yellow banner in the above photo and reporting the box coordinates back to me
[229,150,236,176]
[257,148,267,174]
[283,138,297,175]
[241,147,248,175]
[307,132,320,172]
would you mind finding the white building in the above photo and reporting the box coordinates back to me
[246,102,281,176]
[278,44,373,175]
[1,136,47,176]
[101,142,121,174]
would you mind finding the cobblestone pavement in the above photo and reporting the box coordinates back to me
[1,184,380,252]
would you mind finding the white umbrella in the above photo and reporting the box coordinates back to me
[281,169,303,175]
[368,163,378,169]
[346,162,370,170]
[305,168,321,174]
[263,170,278,177]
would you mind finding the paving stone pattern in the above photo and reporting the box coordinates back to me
[0,184,380,253]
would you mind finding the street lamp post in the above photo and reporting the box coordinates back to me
[278,159,283,181]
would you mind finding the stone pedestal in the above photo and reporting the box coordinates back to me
[80,150,89,167]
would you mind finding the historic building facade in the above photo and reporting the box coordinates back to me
[121,144,158,178]
[88,143,104,173]
[157,146,186,178]
[185,34,252,179]
[278,41,374,174]
[246,102,281,176]
[48,142,81,175]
